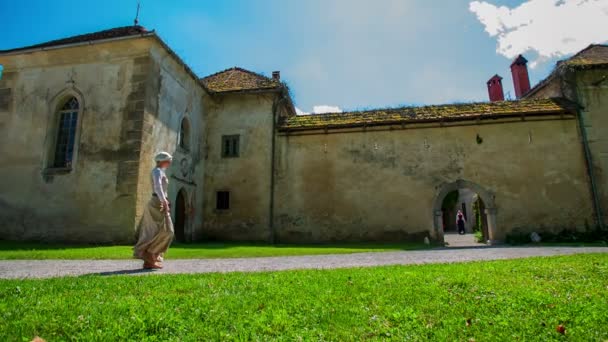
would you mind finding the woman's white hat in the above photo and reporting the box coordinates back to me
[154,151,173,162]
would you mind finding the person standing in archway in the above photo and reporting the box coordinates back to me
[133,152,175,269]
[456,210,466,235]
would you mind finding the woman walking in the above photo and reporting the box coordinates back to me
[133,152,175,269]
[456,210,466,235]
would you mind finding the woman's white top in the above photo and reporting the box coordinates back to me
[152,167,169,202]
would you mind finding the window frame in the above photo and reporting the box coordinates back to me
[221,134,240,158]
[51,97,80,169]
[43,89,85,175]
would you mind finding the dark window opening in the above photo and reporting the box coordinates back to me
[175,189,187,242]
[221,135,240,158]
[216,191,230,210]
[178,117,190,151]
[53,97,79,168]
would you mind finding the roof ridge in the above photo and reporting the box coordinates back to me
[233,67,275,81]
[0,25,151,54]
[565,43,608,61]
[201,66,275,81]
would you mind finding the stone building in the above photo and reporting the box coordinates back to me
[0,26,606,244]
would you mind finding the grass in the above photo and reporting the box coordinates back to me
[1,254,607,341]
[0,241,428,260]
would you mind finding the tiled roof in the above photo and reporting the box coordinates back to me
[279,98,576,131]
[560,44,608,68]
[201,67,280,93]
[0,26,150,53]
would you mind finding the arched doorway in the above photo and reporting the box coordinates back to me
[432,180,498,245]
[174,188,188,243]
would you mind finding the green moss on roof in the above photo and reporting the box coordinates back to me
[280,98,576,131]
[525,45,608,98]
[201,67,280,93]
[561,44,608,68]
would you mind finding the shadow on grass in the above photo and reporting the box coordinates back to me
[93,268,156,276]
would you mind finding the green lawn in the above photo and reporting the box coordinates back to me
[1,254,607,341]
[0,241,428,260]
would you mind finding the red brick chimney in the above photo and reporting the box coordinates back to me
[487,74,505,102]
[510,55,531,99]
[272,71,280,81]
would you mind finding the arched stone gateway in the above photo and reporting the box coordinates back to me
[431,180,499,245]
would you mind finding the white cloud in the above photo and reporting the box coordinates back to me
[470,0,608,67]
[295,107,309,115]
[313,105,342,114]
[296,105,343,115]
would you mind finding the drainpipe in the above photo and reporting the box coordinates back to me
[576,105,605,230]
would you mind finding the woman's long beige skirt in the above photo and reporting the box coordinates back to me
[133,197,174,259]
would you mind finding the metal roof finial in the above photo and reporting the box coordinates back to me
[134,1,141,26]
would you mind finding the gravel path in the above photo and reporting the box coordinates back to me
[0,246,606,279]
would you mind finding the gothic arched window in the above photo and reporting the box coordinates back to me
[178,117,191,151]
[52,97,80,168]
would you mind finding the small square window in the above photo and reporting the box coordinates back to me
[216,191,230,210]
[222,135,240,158]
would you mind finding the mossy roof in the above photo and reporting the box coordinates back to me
[279,98,576,131]
[560,44,608,68]
[201,67,281,94]
[524,45,608,98]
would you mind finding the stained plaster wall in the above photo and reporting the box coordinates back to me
[0,39,154,242]
[527,67,608,227]
[134,42,206,242]
[274,118,594,242]
[202,93,276,241]
[574,68,608,224]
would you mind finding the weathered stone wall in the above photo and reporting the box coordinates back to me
[526,77,563,99]
[1,35,602,245]
[526,67,608,228]
[134,43,206,242]
[274,118,594,242]
[0,39,155,243]
[574,68,608,224]
[202,93,276,241]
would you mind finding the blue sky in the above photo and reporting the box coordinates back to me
[1,0,607,113]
